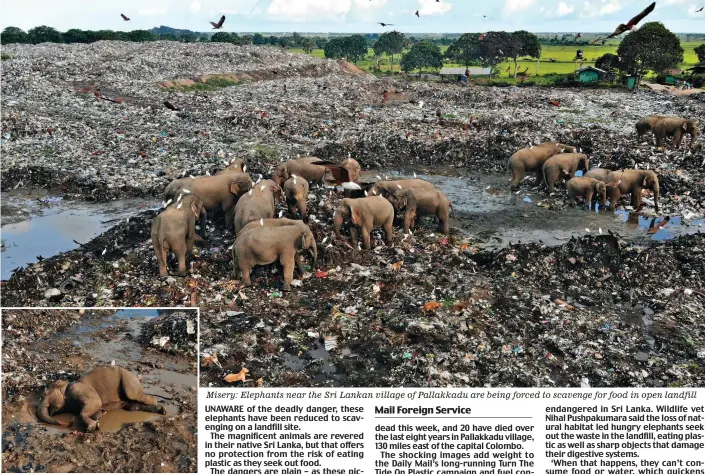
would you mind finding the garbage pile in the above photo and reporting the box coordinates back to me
[138,310,198,356]
[2,42,705,388]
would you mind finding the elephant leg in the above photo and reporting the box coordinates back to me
[567,189,577,207]
[174,242,188,277]
[510,168,524,191]
[533,169,544,187]
[224,208,234,233]
[294,253,305,275]
[91,410,106,421]
[383,218,394,244]
[673,131,683,149]
[361,227,372,250]
[350,226,359,248]
[78,398,102,432]
[403,213,412,234]
[198,212,207,240]
[241,265,252,285]
[438,208,450,234]
[125,402,166,415]
[156,241,169,277]
[280,253,295,291]
[288,203,298,219]
[585,190,593,210]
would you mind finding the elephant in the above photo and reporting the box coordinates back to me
[635,115,666,141]
[508,142,578,191]
[216,158,247,175]
[151,194,204,277]
[584,168,613,182]
[605,169,660,212]
[369,178,436,196]
[233,179,283,235]
[340,157,361,183]
[652,118,699,149]
[163,173,253,236]
[272,157,328,186]
[382,188,453,234]
[37,366,165,432]
[333,196,394,249]
[542,153,590,194]
[566,177,607,210]
[283,175,309,221]
[232,224,317,291]
[238,217,305,236]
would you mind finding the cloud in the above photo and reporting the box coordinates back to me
[598,1,621,16]
[417,0,452,16]
[267,0,352,22]
[579,0,621,17]
[219,0,260,16]
[556,1,574,15]
[189,1,201,13]
[138,8,167,15]
[663,0,687,4]
[503,0,537,15]
[355,0,388,12]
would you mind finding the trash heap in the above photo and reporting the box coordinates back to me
[138,310,198,356]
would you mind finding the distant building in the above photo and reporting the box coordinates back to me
[662,69,682,85]
[575,66,606,84]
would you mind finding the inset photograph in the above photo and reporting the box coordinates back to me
[1,308,198,473]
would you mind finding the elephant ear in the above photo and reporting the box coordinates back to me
[190,200,202,218]
[351,205,362,226]
[230,183,242,195]
[642,177,649,187]
[300,231,311,249]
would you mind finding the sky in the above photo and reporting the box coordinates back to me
[1,0,703,34]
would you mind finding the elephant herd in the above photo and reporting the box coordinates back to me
[151,114,696,288]
[151,156,452,290]
[508,114,699,212]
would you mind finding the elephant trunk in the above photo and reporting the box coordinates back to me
[653,182,660,212]
[333,210,344,238]
[309,239,318,271]
[298,198,308,221]
[37,397,62,425]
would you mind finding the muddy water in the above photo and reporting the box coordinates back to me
[378,170,704,248]
[35,309,195,434]
[0,190,158,280]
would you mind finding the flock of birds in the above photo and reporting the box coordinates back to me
[115,1,702,41]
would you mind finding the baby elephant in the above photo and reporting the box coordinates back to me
[508,142,577,191]
[232,224,317,291]
[37,366,165,432]
[543,153,590,194]
[283,175,310,221]
[566,177,607,210]
[333,196,394,249]
[605,169,660,211]
[635,115,666,141]
[233,180,283,235]
[384,188,453,234]
[583,168,613,182]
[369,178,435,196]
[151,194,204,277]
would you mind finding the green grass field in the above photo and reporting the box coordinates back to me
[291,41,703,77]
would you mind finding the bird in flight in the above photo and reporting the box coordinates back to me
[593,2,655,43]
[121,13,130,21]
[415,10,420,17]
[210,15,226,29]
[378,22,393,27]
[575,32,582,38]
[696,6,704,11]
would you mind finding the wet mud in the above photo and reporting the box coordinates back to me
[1,309,197,473]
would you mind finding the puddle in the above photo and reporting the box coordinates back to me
[1,191,158,280]
[373,170,704,249]
[31,309,195,434]
[282,342,340,384]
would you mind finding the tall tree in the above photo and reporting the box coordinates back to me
[617,22,683,88]
[595,53,622,72]
[324,37,345,59]
[509,30,541,78]
[445,33,481,67]
[63,29,89,43]
[1,27,29,44]
[253,33,265,45]
[401,40,443,73]
[478,31,512,79]
[373,31,407,72]
[695,44,705,63]
[345,35,368,63]
[27,26,64,44]
[127,30,156,42]
[211,32,233,43]
[300,37,316,54]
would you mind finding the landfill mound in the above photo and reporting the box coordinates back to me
[138,310,198,356]
[2,42,705,388]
